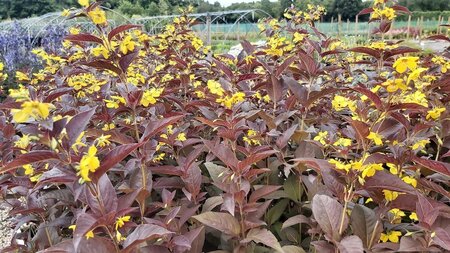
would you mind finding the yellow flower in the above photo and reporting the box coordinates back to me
[91,46,110,59]
[383,79,407,93]
[367,132,383,145]
[293,32,305,43]
[14,134,31,149]
[407,68,427,84]
[386,163,399,174]
[192,37,203,51]
[78,0,89,7]
[195,91,206,98]
[78,146,100,182]
[380,230,402,243]
[314,131,328,145]
[217,92,245,108]
[69,225,76,230]
[389,208,406,223]
[88,8,107,25]
[426,107,445,120]
[115,215,131,230]
[411,139,429,151]
[95,135,111,147]
[393,57,419,73]
[104,96,126,109]
[153,153,165,162]
[409,212,418,221]
[361,163,383,178]
[380,7,396,20]
[333,137,352,147]
[402,90,428,107]
[61,9,70,17]
[207,80,224,97]
[141,88,164,107]
[402,175,417,187]
[329,159,351,173]
[243,129,261,146]
[16,71,30,81]
[332,95,356,112]
[85,230,94,239]
[23,164,35,176]
[176,133,187,142]
[11,101,52,123]
[116,231,126,241]
[120,35,135,55]
[383,189,400,202]
[71,131,87,153]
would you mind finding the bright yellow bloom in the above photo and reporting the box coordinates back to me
[393,57,419,73]
[69,225,76,230]
[207,80,224,97]
[332,95,356,112]
[383,189,400,202]
[293,32,305,43]
[85,230,94,239]
[380,230,402,243]
[78,0,89,7]
[88,8,107,25]
[16,71,30,81]
[115,216,131,230]
[120,35,135,55]
[217,92,245,108]
[71,131,86,153]
[176,133,187,142]
[14,134,31,149]
[116,231,126,241]
[141,88,164,107]
[386,163,399,174]
[380,7,396,20]
[23,164,35,176]
[243,129,261,146]
[402,175,417,187]
[367,132,383,145]
[192,37,203,51]
[104,96,126,109]
[329,159,351,173]
[153,153,165,162]
[314,131,328,145]
[361,163,383,178]
[401,90,428,107]
[95,135,111,147]
[91,46,110,59]
[78,146,100,182]
[11,101,52,123]
[389,208,406,223]
[426,107,445,120]
[333,137,352,147]
[411,139,430,151]
[409,212,418,221]
[383,79,407,93]
[407,68,427,84]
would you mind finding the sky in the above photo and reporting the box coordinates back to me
[206,0,259,7]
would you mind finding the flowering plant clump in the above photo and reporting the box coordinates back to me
[0,0,449,252]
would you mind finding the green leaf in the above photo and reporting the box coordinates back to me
[266,199,289,226]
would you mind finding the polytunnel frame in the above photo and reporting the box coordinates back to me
[0,8,272,49]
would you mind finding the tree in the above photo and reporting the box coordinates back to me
[329,0,363,21]
[159,0,170,15]
[146,2,160,16]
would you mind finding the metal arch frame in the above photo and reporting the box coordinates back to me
[0,8,273,48]
[223,9,271,41]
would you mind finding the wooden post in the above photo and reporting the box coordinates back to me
[331,17,334,36]
[438,15,442,34]
[237,22,240,41]
[346,19,350,34]
[419,16,424,40]
[448,17,450,36]
[406,15,411,40]
[206,13,212,58]
[355,15,359,37]
[338,14,342,38]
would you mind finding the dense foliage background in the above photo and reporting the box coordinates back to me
[0,0,449,252]
[0,0,449,20]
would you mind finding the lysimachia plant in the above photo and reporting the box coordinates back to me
[0,0,449,252]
